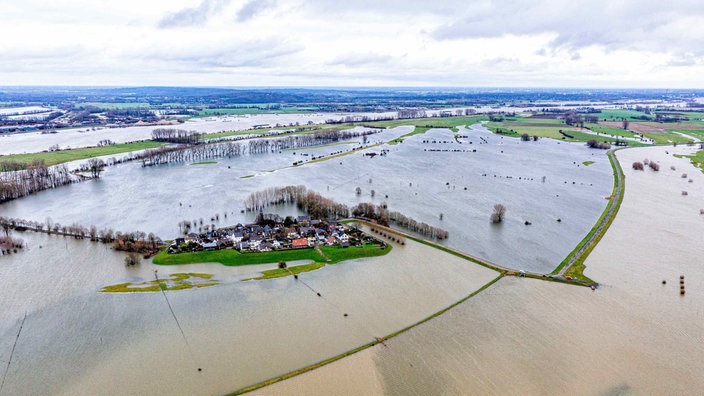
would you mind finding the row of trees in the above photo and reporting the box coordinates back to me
[151,128,203,143]
[0,162,74,203]
[351,202,449,240]
[0,216,162,254]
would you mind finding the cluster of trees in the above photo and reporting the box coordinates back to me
[0,235,24,255]
[137,129,379,166]
[77,158,107,178]
[151,128,203,143]
[351,202,448,240]
[244,185,308,211]
[0,216,162,254]
[586,139,611,149]
[0,162,74,203]
[244,185,349,219]
[137,141,244,166]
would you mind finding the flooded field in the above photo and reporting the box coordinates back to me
[0,125,613,274]
[0,231,498,395]
[257,145,704,395]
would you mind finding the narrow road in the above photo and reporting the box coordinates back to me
[557,149,624,278]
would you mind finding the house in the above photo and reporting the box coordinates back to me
[292,238,310,249]
[238,241,250,251]
[299,226,315,236]
[201,241,217,250]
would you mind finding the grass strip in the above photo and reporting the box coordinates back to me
[0,141,166,167]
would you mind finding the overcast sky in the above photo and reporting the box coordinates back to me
[1,0,704,87]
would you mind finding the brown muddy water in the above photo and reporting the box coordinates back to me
[256,145,704,395]
[0,232,498,395]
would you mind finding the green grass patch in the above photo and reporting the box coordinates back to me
[153,248,326,266]
[357,115,488,131]
[152,243,391,268]
[582,161,595,166]
[642,132,693,145]
[388,127,430,145]
[0,141,166,167]
[191,161,217,165]
[595,109,653,121]
[585,123,639,138]
[677,150,704,173]
[240,174,255,179]
[244,262,326,281]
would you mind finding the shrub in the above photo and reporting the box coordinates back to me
[682,191,688,196]
[649,161,660,171]
[520,133,530,141]
[278,260,287,269]
[682,173,687,178]
[632,162,644,170]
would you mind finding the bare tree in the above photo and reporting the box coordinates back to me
[490,204,506,223]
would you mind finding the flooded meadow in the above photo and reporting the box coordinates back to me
[0,121,648,395]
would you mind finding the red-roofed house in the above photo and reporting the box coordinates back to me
[292,238,310,249]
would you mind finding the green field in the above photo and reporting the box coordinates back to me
[584,123,639,138]
[595,109,653,121]
[197,107,314,116]
[152,243,391,267]
[677,150,704,173]
[358,115,488,131]
[0,141,166,167]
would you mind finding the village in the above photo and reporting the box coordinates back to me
[167,215,383,254]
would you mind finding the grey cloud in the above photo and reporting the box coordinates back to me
[158,0,231,29]
[429,0,704,57]
[328,52,392,67]
[236,0,276,22]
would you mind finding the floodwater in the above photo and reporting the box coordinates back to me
[0,124,613,274]
[0,231,498,395]
[257,144,704,395]
[0,103,635,155]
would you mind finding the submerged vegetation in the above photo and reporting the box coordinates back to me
[101,273,218,293]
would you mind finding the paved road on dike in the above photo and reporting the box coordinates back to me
[556,149,623,278]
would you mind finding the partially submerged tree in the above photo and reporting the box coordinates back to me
[632,162,644,170]
[490,204,506,223]
[124,252,141,266]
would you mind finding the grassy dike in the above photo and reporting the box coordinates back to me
[553,149,625,282]
[0,140,166,167]
[228,273,504,395]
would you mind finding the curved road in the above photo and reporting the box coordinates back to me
[556,149,624,278]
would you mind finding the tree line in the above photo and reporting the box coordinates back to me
[137,128,379,166]
[351,202,449,240]
[151,128,203,144]
[0,161,74,203]
[0,216,162,255]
